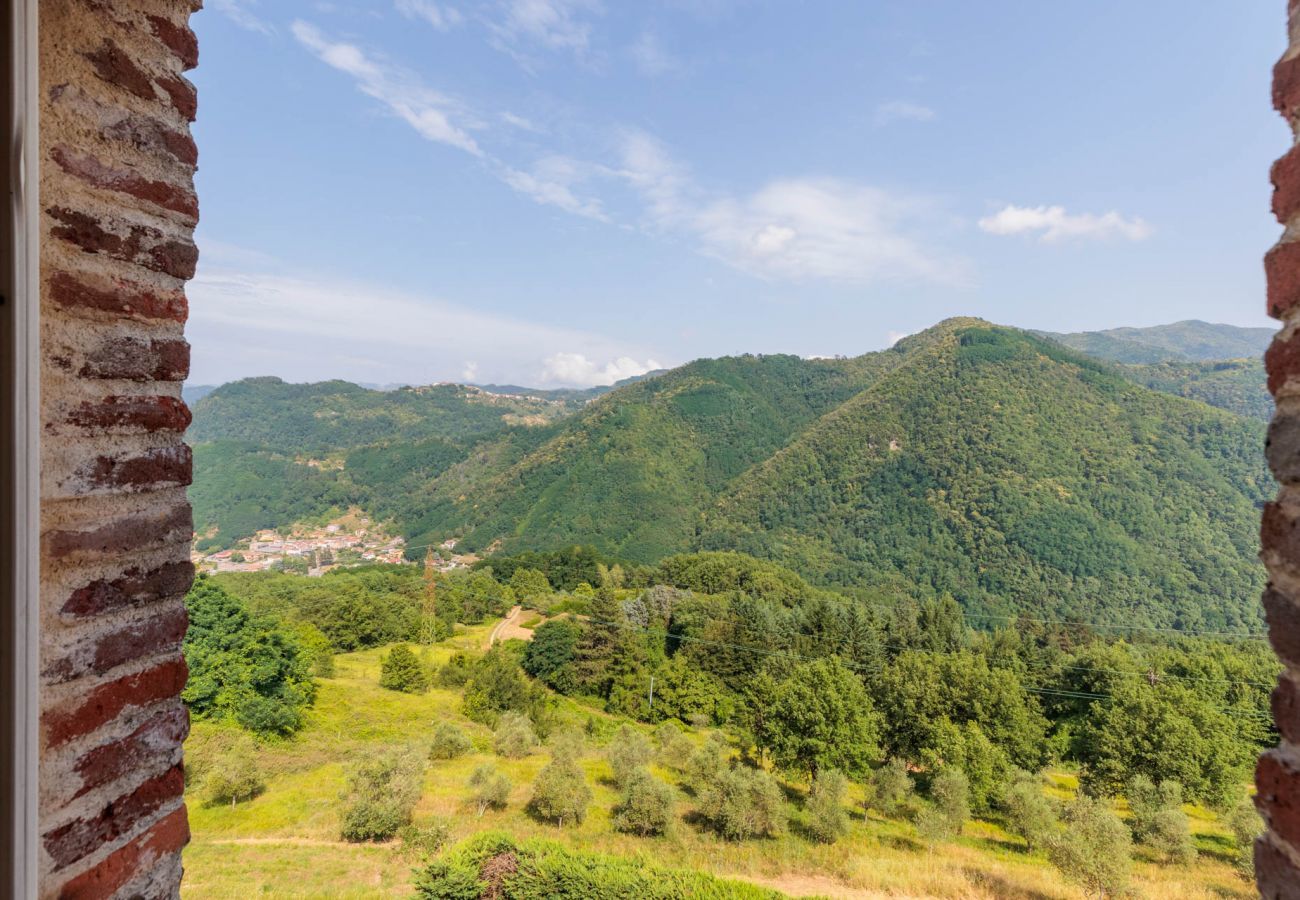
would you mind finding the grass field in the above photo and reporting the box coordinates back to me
[181,621,1256,899]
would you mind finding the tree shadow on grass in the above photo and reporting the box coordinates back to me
[960,868,1055,900]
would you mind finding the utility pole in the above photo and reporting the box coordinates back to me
[648,675,654,714]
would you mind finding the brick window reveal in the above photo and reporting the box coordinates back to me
[36,1,199,897]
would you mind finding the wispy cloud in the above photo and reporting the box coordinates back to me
[291,21,482,156]
[978,204,1152,243]
[395,0,463,30]
[487,0,603,65]
[629,32,681,77]
[874,100,935,125]
[616,132,964,285]
[188,265,664,388]
[211,0,273,34]
[540,352,661,387]
[498,156,609,220]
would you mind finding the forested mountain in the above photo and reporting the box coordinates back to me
[187,319,1272,631]
[1039,320,1273,364]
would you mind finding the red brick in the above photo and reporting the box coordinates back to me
[1266,587,1300,668]
[46,207,199,280]
[72,704,188,800]
[44,501,191,560]
[1275,146,1300,225]
[79,337,190,382]
[67,444,192,495]
[147,15,199,70]
[51,145,199,220]
[1258,751,1300,853]
[155,73,197,122]
[1267,239,1300,319]
[103,112,197,167]
[1267,331,1300,396]
[84,40,155,103]
[44,605,188,685]
[43,764,184,870]
[1274,674,1300,746]
[48,272,188,323]
[44,657,188,748]
[55,805,189,900]
[64,396,191,433]
[61,560,193,619]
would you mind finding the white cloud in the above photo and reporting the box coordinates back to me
[540,352,661,387]
[874,100,935,125]
[211,0,273,34]
[498,156,608,220]
[488,0,602,63]
[395,0,463,30]
[978,204,1152,243]
[292,21,482,156]
[616,132,964,285]
[501,111,543,132]
[630,32,681,76]
[188,265,663,388]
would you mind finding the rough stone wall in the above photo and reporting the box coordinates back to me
[37,1,199,897]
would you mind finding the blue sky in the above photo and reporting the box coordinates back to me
[189,1,1286,388]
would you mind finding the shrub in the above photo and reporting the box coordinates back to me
[805,769,850,843]
[613,768,677,836]
[528,757,592,827]
[494,711,538,759]
[430,722,475,760]
[915,768,969,845]
[380,644,430,694]
[606,725,654,786]
[699,765,786,841]
[1126,775,1194,864]
[437,653,474,688]
[548,728,586,760]
[398,818,452,859]
[203,737,265,807]
[654,721,694,770]
[463,647,548,727]
[869,757,914,818]
[339,748,426,842]
[1001,770,1057,852]
[687,732,730,791]
[1225,796,1263,878]
[468,764,512,816]
[1048,796,1131,899]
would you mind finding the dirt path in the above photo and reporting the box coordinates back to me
[732,872,902,899]
[487,606,534,647]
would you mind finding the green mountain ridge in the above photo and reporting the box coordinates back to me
[1038,320,1273,364]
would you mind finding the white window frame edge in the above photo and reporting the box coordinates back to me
[3,0,39,895]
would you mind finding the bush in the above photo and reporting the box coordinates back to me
[494,711,538,759]
[1001,770,1057,852]
[548,728,586,760]
[1225,796,1263,878]
[654,721,694,770]
[339,748,426,842]
[699,765,786,841]
[606,725,654,786]
[869,757,914,818]
[430,722,475,760]
[399,819,452,859]
[805,769,849,843]
[613,768,677,836]
[380,644,430,694]
[687,732,730,791]
[528,757,592,827]
[915,768,969,845]
[463,647,548,727]
[1126,775,1194,864]
[1048,796,1131,899]
[468,764,512,816]
[203,737,265,807]
[437,653,475,688]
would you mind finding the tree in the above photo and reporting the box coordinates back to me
[493,711,538,759]
[380,644,430,694]
[429,722,474,760]
[765,658,881,779]
[1001,770,1057,852]
[613,768,677,836]
[573,581,632,697]
[606,725,654,787]
[698,765,786,840]
[1225,795,1263,878]
[869,757,914,818]
[915,768,969,846]
[182,577,316,736]
[1048,796,1131,899]
[654,722,694,771]
[467,764,511,816]
[462,646,548,726]
[529,756,592,827]
[340,749,426,842]
[687,732,731,791]
[805,769,850,843]
[1126,775,1194,864]
[510,567,552,606]
[203,737,265,807]
[522,619,581,694]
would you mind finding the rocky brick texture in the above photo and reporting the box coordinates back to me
[1262,3,1300,896]
[38,1,199,897]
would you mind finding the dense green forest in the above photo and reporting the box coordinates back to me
[1038,320,1273,364]
[188,319,1273,631]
